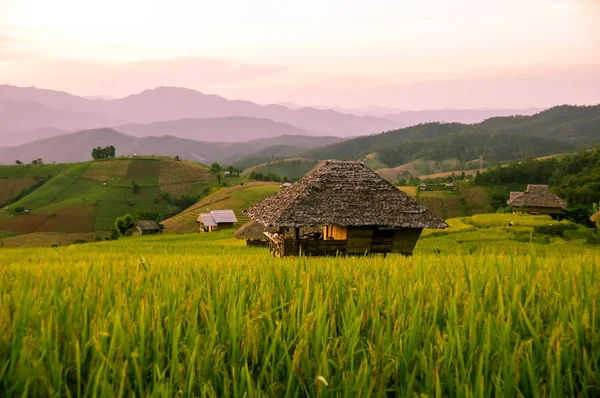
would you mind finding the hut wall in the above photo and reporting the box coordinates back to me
[132,227,142,236]
[346,227,374,254]
[391,228,423,255]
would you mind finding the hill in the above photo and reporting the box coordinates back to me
[161,182,280,233]
[0,129,342,165]
[307,105,600,168]
[0,100,122,135]
[113,117,311,142]
[0,157,218,243]
[0,85,399,139]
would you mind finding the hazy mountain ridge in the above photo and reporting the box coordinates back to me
[0,129,341,165]
[0,85,399,139]
[113,117,311,142]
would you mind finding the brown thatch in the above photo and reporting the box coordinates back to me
[507,185,567,209]
[234,220,276,240]
[244,160,447,229]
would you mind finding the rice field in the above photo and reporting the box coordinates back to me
[1,230,599,396]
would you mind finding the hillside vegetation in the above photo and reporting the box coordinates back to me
[1,213,599,395]
[476,146,600,206]
[307,105,599,169]
[0,157,217,242]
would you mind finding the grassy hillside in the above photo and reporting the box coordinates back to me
[306,105,599,168]
[1,213,598,395]
[0,157,217,240]
[162,182,280,233]
[242,158,321,180]
[0,163,70,206]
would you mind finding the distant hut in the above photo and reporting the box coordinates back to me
[244,160,447,257]
[131,220,161,235]
[507,184,567,215]
[197,210,238,232]
[419,184,427,191]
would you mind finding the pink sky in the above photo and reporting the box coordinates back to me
[1,0,598,109]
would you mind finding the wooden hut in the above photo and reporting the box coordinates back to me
[507,184,567,215]
[197,210,238,232]
[244,160,447,257]
[131,220,161,235]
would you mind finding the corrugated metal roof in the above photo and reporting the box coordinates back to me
[211,210,238,223]
[198,213,217,227]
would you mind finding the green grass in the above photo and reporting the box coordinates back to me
[0,226,599,396]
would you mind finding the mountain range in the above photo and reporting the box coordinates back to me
[0,85,399,141]
[0,85,547,147]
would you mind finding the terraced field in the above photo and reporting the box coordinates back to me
[0,157,219,245]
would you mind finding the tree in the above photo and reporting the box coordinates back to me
[113,214,134,237]
[15,160,22,165]
[174,155,180,161]
[31,159,38,165]
[132,181,140,194]
[210,162,221,173]
[92,145,116,160]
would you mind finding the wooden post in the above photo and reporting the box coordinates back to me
[294,227,300,240]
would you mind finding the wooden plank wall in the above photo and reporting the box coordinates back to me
[347,227,374,254]
[391,228,423,255]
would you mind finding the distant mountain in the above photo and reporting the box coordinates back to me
[113,117,311,142]
[0,127,70,147]
[307,105,600,167]
[386,108,543,125]
[0,129,342,165]
[0,100,122,135]
[0,85,400,139]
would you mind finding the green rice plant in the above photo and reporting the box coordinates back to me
[0,232,599,396]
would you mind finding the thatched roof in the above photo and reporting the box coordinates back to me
[234,220,276,240]
[507,184,567,209]
[244,160,447,229]
[132,220,160,231]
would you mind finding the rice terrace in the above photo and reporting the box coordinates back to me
[1,1,600,395]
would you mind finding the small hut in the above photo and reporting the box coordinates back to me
[244,160,447,257]
[197,210,238,232]
[507,185,567,215]
[131,220,161,235]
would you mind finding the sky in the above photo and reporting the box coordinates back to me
[0,0,599,109]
